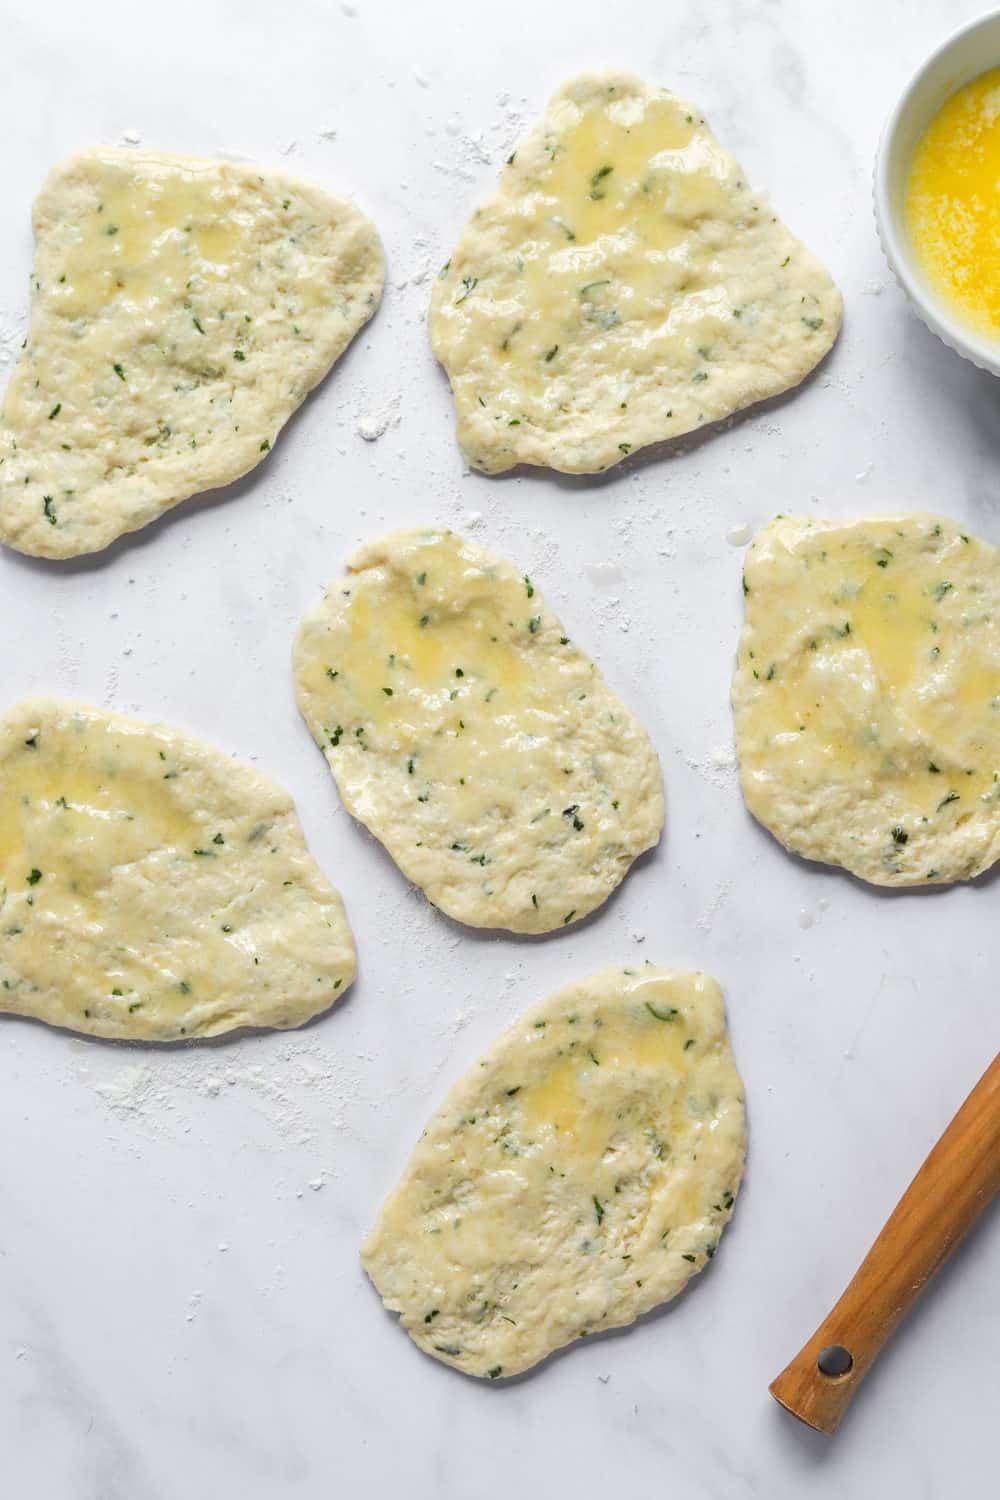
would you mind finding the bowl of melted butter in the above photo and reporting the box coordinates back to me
[875,11,1000,373]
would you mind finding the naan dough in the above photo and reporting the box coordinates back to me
[733,513,1000,885]
[363,965,746,1379]
[0,698,356,1039]
[429,71,841,475]
[293,528,663,932]
[0,149,384,558]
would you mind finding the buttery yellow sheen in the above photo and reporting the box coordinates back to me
[430,71,842,475]
[733,514,1000,885]
[52,159,239,323]
[906,67,1000,339]
[0,699,356,1040]
[362,966,746,1379]
[294,528,664,933]
[0,148,384,558]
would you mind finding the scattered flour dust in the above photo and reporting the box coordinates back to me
[355,394,401,442]
[696,879,733,933]
[686,742,738,790]
[81,969,482,1157]
[431,90,527,185]
[86,1038,368,1153]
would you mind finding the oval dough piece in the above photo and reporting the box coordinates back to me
[293,528,664,932]
[429,71,842,475]
[0,698,356,1040]
[0,149,384,558]
[733,513,1000,885]
[362,964,746,1380]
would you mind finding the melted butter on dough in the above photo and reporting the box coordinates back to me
[293,528,664,933]
[0,698,356,1039]
[429,72,841,475]
[0,148,384,558]
[362,965,746,1379]
[733,514,1000,884]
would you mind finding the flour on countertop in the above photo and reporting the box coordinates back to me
[686,743,738,790]
[431,92,526,184]
[84,1038,369,1148]
[355,394,400,441]
[696,879,732,932]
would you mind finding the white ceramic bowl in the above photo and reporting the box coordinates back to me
[874,9,1000,375]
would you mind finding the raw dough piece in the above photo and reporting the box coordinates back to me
[429,71,841,475]
[0,149,384,558]
[363,964,746,1379]
[293,528,663,932]
[0,698,356,1039]
[733,513,1000,885]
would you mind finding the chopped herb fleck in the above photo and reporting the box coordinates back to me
[645,1001,677,1022]
[589,163,613,199]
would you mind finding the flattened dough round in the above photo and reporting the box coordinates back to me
[362,964,746,1380]
[429,71,841,475]
[734,513,1000,885]
[293,528,664,932]
[0,698,356,1040]
[0,149,384,558]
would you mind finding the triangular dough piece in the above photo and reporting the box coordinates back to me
[0,149,384,557]
[293,527,664,933]
[0,698,356,1039]
[363,965,746,1379]
[430,72,841,475]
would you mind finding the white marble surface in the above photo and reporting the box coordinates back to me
[2,1,999,1494]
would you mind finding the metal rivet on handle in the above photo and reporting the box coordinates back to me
[817,1344,854,1378]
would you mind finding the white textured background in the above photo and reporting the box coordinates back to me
[2,1,999,1495]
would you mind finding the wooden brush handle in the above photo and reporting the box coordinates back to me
[770,1051,1000,1434]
